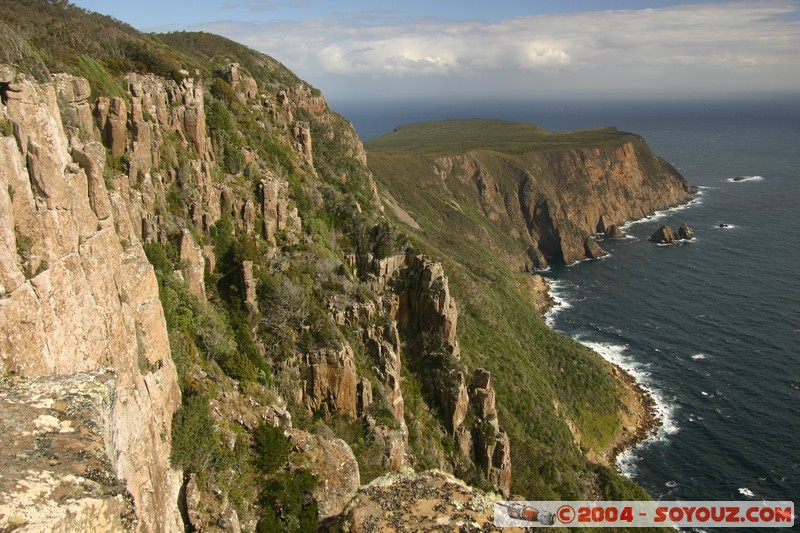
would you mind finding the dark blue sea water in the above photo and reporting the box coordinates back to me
[336,97,800,506]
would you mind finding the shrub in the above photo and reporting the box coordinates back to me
[252,424,290,474]
[257,470,318,533]
[170,393,217,472]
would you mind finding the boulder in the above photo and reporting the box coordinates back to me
[678,223,695,240]
[583,237,606,259]
[649,225,679,244]
[287,429,360,520]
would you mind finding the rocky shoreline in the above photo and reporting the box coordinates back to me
[539,279,659,471]
[605,363,659,470]
[535,191,699,474]
[530,271,659,469]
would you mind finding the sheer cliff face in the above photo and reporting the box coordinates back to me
[513,140,691,264]
[372,135,691,268]
[0,74,182,531]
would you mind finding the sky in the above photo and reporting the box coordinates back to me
[69,0,800,103]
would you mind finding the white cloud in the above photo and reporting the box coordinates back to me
[195,1,800,99]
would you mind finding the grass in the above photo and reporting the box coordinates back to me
[365,119,638,156]
[367,120,645,499]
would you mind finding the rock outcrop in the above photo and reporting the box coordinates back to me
[295,344,358,419]
[0,371,134,532]
[650,223,694,243]
[0,70,183,531]
[287,429,361,520]
[678,222,695,240]
[649,225,679,243]
[343,252,511,495]
[604,224,625,239]
[328,470,517,533]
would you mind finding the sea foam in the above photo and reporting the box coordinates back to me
[727,176,764,183]
[543,279,573,328]
[738,487,756,498]
[621,195,704,229]
[576,339,680,477]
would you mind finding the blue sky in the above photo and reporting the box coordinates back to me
[70,1,800,102]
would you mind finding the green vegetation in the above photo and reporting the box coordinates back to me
[366,119,638,156]
[159,31,302,89]
[0,117,13,137]
[0,0,195,89]
[367,121,644,498]
[1,1,654,526]
[170,392,219,473]
[71,54,126,100]
[252,424,318,532]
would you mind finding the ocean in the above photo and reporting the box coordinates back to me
[335,96,800,504]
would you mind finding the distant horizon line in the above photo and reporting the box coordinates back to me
[329,91,800,106]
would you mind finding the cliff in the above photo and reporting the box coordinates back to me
[367,119,691,268]
[0,70,182,532]
[1,2,662,530]
[366,119,683,498]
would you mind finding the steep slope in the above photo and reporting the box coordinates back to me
[0,66,182,532]
[0,2,580,531]
[367,119,691,498]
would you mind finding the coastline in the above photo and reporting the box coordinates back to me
[530,273,659,471]
[533,192,700,474]
[604,362,659,470]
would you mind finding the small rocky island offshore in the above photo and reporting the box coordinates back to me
[649,223,695,243]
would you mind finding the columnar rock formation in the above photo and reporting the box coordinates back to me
[334,252,513,495]
[0,56,365,530]
[0,70,183,531]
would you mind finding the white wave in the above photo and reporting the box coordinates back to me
[543,279,573,328]
[566,253,610,267]
[713,223,737,229]
[665,480,678,488]
[616,447,640,478]
[691,353,709,360]
[727,175,764,183]
[621,197,704,230]
[739,487,756,498]
[656,237,697,247]
[577,339,680,478]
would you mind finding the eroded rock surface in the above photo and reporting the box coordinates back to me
[0,371,135,532]
[329,470,519,533]
[1,69,182,532]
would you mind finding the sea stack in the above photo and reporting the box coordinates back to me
[649,225,679,243]
[649,223,694,243]
[604,224,625,239]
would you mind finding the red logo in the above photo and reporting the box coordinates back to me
[557,504,575,524]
